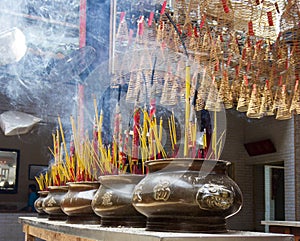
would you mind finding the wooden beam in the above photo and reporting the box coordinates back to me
[23,224,97,241]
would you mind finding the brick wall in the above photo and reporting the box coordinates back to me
[294,115,300,220]
[221,111,295,231]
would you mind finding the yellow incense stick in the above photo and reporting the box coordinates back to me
[168,118,175,150]
[159,117,163,142]
[171,112,176,145]
[184,64,191,157]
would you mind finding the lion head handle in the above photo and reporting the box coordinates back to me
[196,183,234,211]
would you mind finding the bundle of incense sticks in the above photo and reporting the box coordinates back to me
[35,172,51,191]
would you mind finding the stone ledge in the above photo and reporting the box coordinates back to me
[19,217,293,241]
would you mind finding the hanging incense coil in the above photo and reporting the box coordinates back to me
[230,78,240,104]
[188,34,198,56]
[236,76,250,112]
[275,85,292,120]
[205,79,223,112]
[168,78,180,106]
[186,0,201,23]
[218,71,233,109]
[195,69,210,111]
[173,0,187,26]
[278,0,300,72]
[160,71,175,105]
[246,84,261,119]
[115,14,129,49]
[289,81,300,115]
[260,81,274,117]
[201,0,235,29]
[249,0,282,42]
[272,85,281,113]
[126,71,138,103]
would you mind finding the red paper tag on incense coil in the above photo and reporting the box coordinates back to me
[187,24,192,37]
[223,70,228,79]
[266,80,270,89]
[243,75,249,86]
[221,0,230,13]
[138,16,144,36]
[176,24,182,34]
[200,15,206,28]
[247,37,251,48]
[227,55,232,66]
[220,34,224,42]
[160,0,167,15]
[295,80,299,91]
[256,40,263,48]
[267,11,274,26]
[256,0,260,5]
[247,61,251,72]
[148,12,154,26]
[275,2,280,13]
[159,20,163,30]
[235,66,240,76]
[194,26,199,37]
[215,60,219,71]
[120,12,126,22]
[242,48,246,60]
[278,76,283,86]
[248,21,254,36]
[284,59,290,71]
[252,84,257,94]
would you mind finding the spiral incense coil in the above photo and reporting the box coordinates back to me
[246,84,262,119]
[160,72,174,105]
[188,34,198,56]
[126,71,138,103]
[272,86,281,113]
[173,28,182,53]
[289,81,300,114]
[276,85,292,120]
[205,81,223,112]
[236,77,250,112]
[278,0,300,72]
[134,72,144,104]
[195,96,205,111]
[168,84,179,106]
[173,0,187,26]
[228,33,240,57]
[260,82,274,116]
[115,16,129,49]
[230,79,240,104]
[218,71,233,109]
[156,21,164,43]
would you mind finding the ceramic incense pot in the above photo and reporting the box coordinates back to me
[132,158,243,233]
[34,190,49,218]
[92,174,146,227]
[42,186,68,221]
[61,181,101,224]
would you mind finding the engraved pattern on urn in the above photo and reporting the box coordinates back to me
[153,180,171,201]
[102,191,113,206]
[196,183,234,211]
[133,185,143,203]
[47,197,57,207]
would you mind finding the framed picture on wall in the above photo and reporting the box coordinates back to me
[28,165,48,180]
